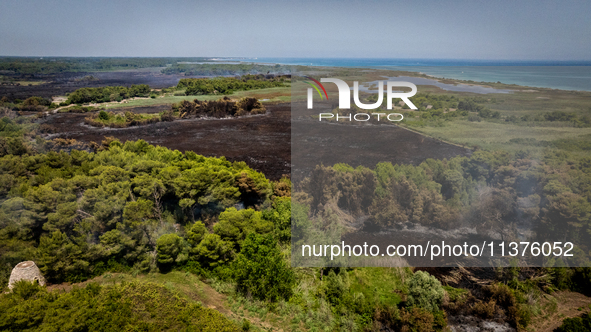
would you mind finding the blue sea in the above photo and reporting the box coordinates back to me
[221,58,591,92]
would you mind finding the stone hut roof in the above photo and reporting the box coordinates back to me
[8,261,46,290]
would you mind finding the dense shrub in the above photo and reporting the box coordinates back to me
[557,313,591,332]
[15,96,52,112]
[162,63,292,76]
[232,233,295,302]
[156,233,186,268]
[98,110,109,120]
[173,97,265,119]
[262,197,291,243]
[0,136,29,156]
[468,114,482,122]
[484,283,531,329]
[85,110,165,128]
[191,233,234,268]
[322,269,350,307]
[0,140,272,284]
[405,271,445,312]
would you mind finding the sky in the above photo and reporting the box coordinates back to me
[0,0,590,60]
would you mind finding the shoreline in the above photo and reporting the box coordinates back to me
[241,58,591,93]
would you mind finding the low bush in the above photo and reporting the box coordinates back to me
[85,110,162,128]
[405,271,446,312]
[0,280,238,331]
[557,313,591,332]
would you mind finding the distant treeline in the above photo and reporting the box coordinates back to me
[508,135,591,151]
[64,84,151,104]
[162,63,294,76]
[506,110,591,127]
[178,76,287,95]
[0,57,216,74]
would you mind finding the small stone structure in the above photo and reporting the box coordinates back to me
[8,261,46,290]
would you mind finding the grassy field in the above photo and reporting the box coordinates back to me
[481,89,591,116]
[93,86,292,109]
[405,119,591,152]
[348,267,405,307]
[400,85,591,152]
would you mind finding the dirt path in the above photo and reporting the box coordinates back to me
[46,273,233,319]
[529,291,591,332]
[46,272,286,331]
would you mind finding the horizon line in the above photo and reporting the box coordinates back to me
[0,55,591,63]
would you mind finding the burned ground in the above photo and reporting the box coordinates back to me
[10,70,472,181]
[0,70,190,101]
[291,101,472,182]
[42,104,291,180]
[41,102,471,181]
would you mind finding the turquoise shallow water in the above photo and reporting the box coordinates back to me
[362,76,513,94]
[223,58,591,92]
[396,66,591,92]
